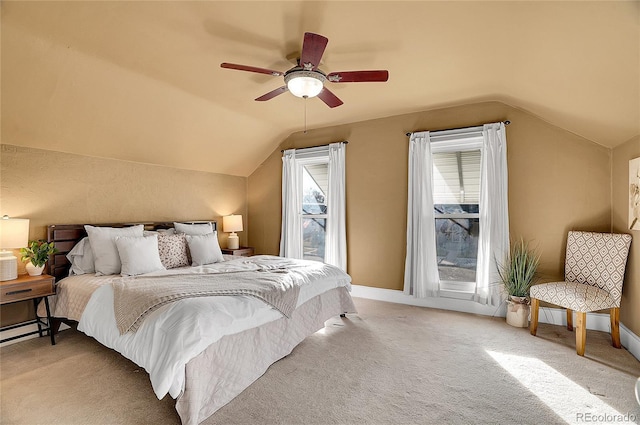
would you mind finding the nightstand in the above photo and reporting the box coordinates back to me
[0,274,56,345]
[221,247,255,257]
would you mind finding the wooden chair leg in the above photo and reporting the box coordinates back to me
[575,312,586,356]
[530,298,539,336]
[610,307,621,348]
[566,308,573,331]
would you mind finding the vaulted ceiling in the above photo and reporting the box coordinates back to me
[2,1,638,177]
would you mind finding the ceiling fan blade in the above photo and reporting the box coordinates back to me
[255,86,288,101]
[299,32,328,70]
[221,63,283,77]
[317,87,343,108]
[326,70,389,83]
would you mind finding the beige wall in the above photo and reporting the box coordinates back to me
[1,144,248,325]
[1,145,248,242]
[248,100,625,321]
[612,136,640,335]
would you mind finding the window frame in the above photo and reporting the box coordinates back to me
[297,155,330,262]
[431,136,483,294]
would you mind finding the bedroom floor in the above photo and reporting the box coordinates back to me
[1,297,639,425]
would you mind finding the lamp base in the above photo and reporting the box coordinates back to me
[0,251,18,281]
[228,233,239,250]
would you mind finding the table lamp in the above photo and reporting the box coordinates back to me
[0,215,30,281]
[223,214,243,250]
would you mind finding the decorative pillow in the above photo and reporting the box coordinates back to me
[85,225,144,275]
[173,222,215,236]
[157,232,189,269]
[185,233,224,266]
[66,237,95,275]
[115,234,165,276]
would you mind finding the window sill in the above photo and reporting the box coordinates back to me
[439,289,476,301]
[439,280,475,293]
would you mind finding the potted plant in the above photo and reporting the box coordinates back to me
[496,238,540,327]
[20,240,57,276]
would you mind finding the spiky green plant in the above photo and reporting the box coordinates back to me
[496,238,540,298]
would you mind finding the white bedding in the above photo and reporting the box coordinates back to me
[53,255,351,400]
[176,286,356,425]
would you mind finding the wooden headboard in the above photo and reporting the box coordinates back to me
[46,221,217,282]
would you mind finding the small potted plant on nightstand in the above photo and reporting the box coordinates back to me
[497,238,540,327]
[20,240,57,276]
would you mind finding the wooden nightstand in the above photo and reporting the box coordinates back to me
[0,274,56,345]
[221,247,255,257]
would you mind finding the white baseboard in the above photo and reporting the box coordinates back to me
[351,284,507,317]
[0,322,70,348]
[351,284,640,361]
[620,323,640,360]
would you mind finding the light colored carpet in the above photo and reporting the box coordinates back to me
[1,297,639,425]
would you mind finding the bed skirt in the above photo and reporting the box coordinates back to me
[175,286,357,425]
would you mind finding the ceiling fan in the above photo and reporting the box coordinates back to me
[221,32,389,108]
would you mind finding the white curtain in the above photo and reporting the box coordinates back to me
[279,149,303,259]
[325,143,347,271]
[403,132,440,297]
[280,143,347,270]
[475,123,510,306]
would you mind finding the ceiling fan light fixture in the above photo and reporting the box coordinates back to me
[221,32,389,107]
[285,71,326,98]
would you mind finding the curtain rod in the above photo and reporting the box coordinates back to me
[280,141,348,153]
[405,120,511,137]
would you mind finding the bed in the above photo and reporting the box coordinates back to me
[44,221,356,425]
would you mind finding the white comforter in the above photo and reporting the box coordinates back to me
[70,256,351,400]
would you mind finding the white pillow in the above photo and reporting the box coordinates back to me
[85,225,144,275]
[173,222,214,236]
[185,233,224,266]
[66,237,95,275]
[115,234,165,276]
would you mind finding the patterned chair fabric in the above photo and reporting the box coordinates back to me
[530,231,632,310]
[530,282,617,311]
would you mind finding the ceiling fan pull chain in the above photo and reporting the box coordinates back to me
[304,96,308,134]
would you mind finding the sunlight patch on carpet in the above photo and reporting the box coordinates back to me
[486,350,635,424]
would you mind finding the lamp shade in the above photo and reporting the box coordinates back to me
[223,215,243,233]
[0,216,30,248]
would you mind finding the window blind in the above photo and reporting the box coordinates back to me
[432,150,481,204]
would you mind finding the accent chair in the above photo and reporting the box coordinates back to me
[529,231,632,356]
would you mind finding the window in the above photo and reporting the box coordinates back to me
[404,123,509,305]
[280,143,347,270]
[301,160,329,262]
[432,144,481,292]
